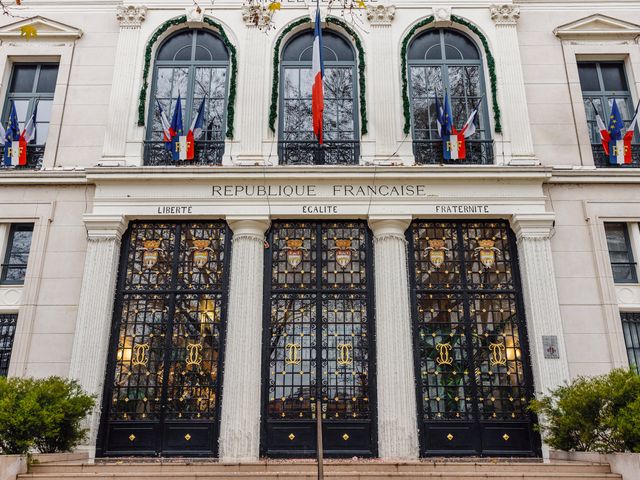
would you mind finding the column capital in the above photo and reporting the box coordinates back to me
[490,4,520,25]
[368,216,412,239]
[227,217,271,238]
[366,5,396,26]
[83,214,128,241]
[511,213,555,240]
[116,4,147,28]
[241,5,274,28]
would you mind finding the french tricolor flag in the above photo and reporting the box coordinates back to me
[312,7,324,145]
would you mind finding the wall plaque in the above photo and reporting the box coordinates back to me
[542,335,560,359]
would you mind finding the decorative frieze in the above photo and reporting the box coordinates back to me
[116,4,147,28]
[490,4,520,25]
[366,5,396,26]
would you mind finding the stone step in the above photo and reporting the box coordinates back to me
[17,472,622,480]
[27,461,613,475]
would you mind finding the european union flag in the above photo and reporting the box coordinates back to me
[608,99,624,140]
[607,100,630,165]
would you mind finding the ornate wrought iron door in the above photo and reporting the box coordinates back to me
[262,221,376,457]
[97,222,230,457]
[408,221,540,456]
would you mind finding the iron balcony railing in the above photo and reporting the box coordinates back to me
[413,139,494,165]
[143,140,224,166]
[278,140,360,166]
[592,143,640,168]
[0,145,45,170]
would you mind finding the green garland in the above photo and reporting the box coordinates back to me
[400,15,502,135]
[268,16,368,135]
[137,15,239,139]
[268,17,311,133]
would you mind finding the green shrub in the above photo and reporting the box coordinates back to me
[529,368,640,453]
[0,376,94,455]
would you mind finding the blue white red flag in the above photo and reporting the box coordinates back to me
[440,93,465,160]
[157,100,174,151]
[607,99,631,165]
[186,99,206,160]
[170,95,190,161]
[4,102,24,166]
[22,103,37,144]
[312,7,324,144]
[434,94,444,138]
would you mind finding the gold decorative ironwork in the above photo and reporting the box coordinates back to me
[288,433,295,441]
[337,343,353,366]
[473,239,501,269]
[446,433,454,441]
[129,434,136,441]
[131,343,150,367]
[141,239,162,269]
[184,433,192,441]
[333,239,355,268]
[502,433,510,441]
[489,341,507,366]
[186,342,203,367]
[285,239,305,269]
[190,239,214,268]
[425,239,449,269]
[285,343,301,365]
[342,433,349,441]
[435,342,453,366]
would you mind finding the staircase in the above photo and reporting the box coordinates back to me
[20,459,622,480]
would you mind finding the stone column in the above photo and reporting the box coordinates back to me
[512,214,570,395]
[368,217,419,459]
[366,5,398,160]
[218,217,270,461]
[490,4,536,164]
[68,215,127,456]
[102,5,147,160]
[233,8,273,164]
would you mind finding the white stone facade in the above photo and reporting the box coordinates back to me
[0,0,638,461]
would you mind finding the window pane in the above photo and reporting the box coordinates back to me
[601,63,628,91]
[443,30,479,60]
[196,31,228,61]
[464,67,480,96]
[284,68,299,99]
[36,65,59,93]
[606,223,629,252]
[409,30,441,60]
[2,225,33,284]
[157,31,193,61]
[444,44,463,60]
[605,223,637,283]
[448,66,464,96]
[9,65,37,93]
[0,314,18,377]
[12,100,29,130]
[578,62,600,92]
[210,68,227,98]
[622,313,640,373]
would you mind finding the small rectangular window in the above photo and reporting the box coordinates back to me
[0,313,18,377]
[621,312,640,373]
[1,224,34,285]
[604,223,637,283]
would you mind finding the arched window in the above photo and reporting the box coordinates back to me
[146,29,230,165]
[279,30,359,165]
[408,29,492,164]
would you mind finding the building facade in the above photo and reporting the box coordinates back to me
[0,0,639,461]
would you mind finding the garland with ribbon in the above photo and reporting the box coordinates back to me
[137,15,238,139]
[268,15,368,135]
[400,15,502,135]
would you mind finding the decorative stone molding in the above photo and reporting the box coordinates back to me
[432,6,452,23]
[554,14,640,40]
[186,6,205,27]
[83,214,128,241]
[116,5,147,28]
[241,5,274,28]
[0,15,83,39]
[490,4,520,25]
[366,5,396,26]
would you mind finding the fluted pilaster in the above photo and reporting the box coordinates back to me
[490,4,535,162]
[369,218,419,459]
[69,216,127,452]
[366,5,398,159]
[102,5,146,159]
[218,218,270,461]
[512,215,570,395]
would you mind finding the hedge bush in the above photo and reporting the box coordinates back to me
[529,368,640,453]
[0,376,94,455]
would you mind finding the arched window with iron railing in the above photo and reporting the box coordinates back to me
[279,30,359,165]
[145,29,230,166]
[407,28,493,164]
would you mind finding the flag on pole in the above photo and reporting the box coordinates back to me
[460,101,480,139]
[622,100,639,162]
[312,7,324,144]
[157,100,174,151]
[186,99,205,160]
[434,94,444,138]
[4,102,24,166]
[21,103,37,143]
[592,101,611,156]
[170,95,189,161]
[441,94,466,160]
[607,100,630,165]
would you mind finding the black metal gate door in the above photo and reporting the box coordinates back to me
[97,222,231,457]
[261,221,377,457]
[408,220,540,456]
